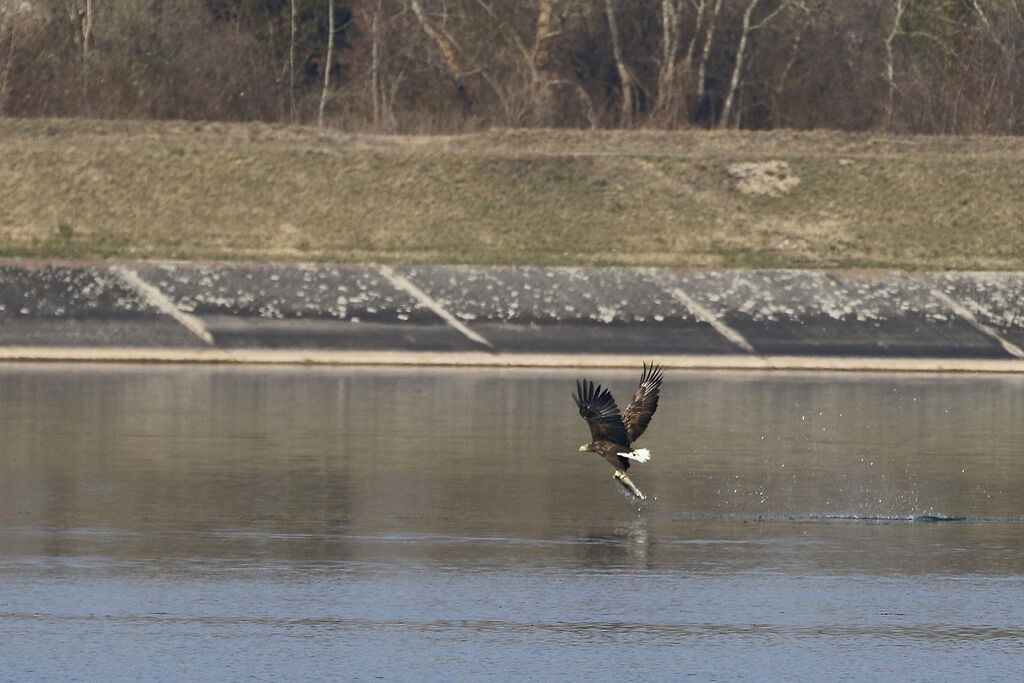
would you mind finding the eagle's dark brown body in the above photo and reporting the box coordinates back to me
[572,363,663,499]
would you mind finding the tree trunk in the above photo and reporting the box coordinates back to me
[882,0,908,130]
[289,0,296,123]
[684,0,707,67]
[696,0,723,119]
[654,0,708,126]
[318,0,335,128]
[603,0,637,126]
[83,0,92,60]
[0,20,15,115]
[719,0,760,128]
[530,0,561,122]
[661,0,678,71]
[371,0,382,127]
[653,0,680,124]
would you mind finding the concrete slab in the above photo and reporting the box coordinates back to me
[197,316,480,351]
[0,265,202,347]
[668,270,1007,358]
[924,272,1024,355]
[394,265,737,354]
[133,263,476,350]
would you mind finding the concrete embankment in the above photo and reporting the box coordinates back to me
[1,260,1023,371]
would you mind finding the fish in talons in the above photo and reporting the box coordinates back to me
[613,469,647,501]
[573,363,663,502]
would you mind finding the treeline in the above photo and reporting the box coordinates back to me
[2,0,1022,134]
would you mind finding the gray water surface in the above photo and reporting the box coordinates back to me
[2,365,1023,680]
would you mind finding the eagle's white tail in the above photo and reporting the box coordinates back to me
[618,448,650,463]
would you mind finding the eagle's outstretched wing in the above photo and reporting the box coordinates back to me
[573,379,630,447]
[622,362,663,442]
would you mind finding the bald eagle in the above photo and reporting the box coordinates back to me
[573,362,663,501]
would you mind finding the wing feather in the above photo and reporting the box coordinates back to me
[622,362,663,442]
[573,379,629,447]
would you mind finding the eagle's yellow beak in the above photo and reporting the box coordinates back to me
[578,444,588,452]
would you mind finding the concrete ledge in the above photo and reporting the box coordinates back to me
[3,346,1024,374]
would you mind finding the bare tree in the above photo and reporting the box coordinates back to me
[0,3,16,114]
[2,0,1023,133]
[653,0,716,126]
[967,0,1008,59]
[653,0,681,124]
[57,0,88,60]
[54,0,94,106]
[82,0,92,59]
[529,0,563,122]
[695,0,723,119]
[318,0,336,128]
[289,0,296,122]
[881,0,908,130]
[603,0,639,126]
[370,0,382,127]
[718,0,760,128]
[683,0,708,68]
[655,0,680,116]
[768,5,807,127]
[410,0,473,108]
[469,0,566,124]
[371,0,408,131]
[964,0,1023,132]
[719,0,806,129]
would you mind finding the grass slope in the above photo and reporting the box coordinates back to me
[2,118,1022,269]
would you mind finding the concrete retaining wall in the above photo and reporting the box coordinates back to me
[2,261,1023,365]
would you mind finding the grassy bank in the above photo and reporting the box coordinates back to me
[2,118,1022,270]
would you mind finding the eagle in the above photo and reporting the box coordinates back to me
[573,362,663,501]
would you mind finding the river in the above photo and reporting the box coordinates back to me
[2,365,1022,680]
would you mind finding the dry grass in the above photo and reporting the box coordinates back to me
[1,118,1022,269]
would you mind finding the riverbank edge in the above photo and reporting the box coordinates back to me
[3,347,1024,374]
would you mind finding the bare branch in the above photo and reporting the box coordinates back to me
[470,0,533,73]
[967,0,1012,60]
[411,0,469,79]
[749,0,802,31]
[410,0,515,122]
